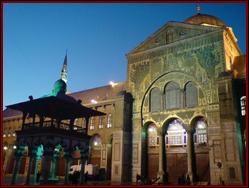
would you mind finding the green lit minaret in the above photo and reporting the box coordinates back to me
[61,52,68,83]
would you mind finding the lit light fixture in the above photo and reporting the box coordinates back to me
[148,126,156,132]
[8,134,11,137]
[109,81,118,87]
[4,146,8,150]
[91,99,98,104]
[94,141,98,146]
[12,133,16,137]
[13,145,17,149]
[73,127,78,130]
[3,134,6,137]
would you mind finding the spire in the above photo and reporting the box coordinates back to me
[196,2,201,14]
[61,51,68,83]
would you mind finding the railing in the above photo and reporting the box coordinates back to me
[22,120,86,134]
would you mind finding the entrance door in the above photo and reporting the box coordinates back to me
[166,153,187,184]
[148,153,159,180]
[195,153,210,182]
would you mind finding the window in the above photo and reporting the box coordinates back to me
[185,82,198,108]
[240,96,246,116]
[194,120,207,144]
[74,118,78,126]
[107,114,112,128]
[89,117,95,130]
[82,118,86,129]
[92,135,101,147]
[165,82,182,110]
[148,124,157,146]
[99,116,104,129]
[150,87,161,112]
[166,119,186,146]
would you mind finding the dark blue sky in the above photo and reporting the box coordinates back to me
[3,3,246,109]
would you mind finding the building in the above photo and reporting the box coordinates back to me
[3,9,246,185]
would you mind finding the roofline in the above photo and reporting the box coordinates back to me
[127,28,223,59]
[69,82,127,95]
[126,21,221,56]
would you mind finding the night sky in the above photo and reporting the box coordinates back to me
[3,3,246,109]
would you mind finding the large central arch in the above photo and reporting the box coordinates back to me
[162,118,188,184]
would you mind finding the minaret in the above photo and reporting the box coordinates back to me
[196,2,201,14]
[61,52,68,83]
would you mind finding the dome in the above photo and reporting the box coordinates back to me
[52,79,67,96]
[185,13,226,27]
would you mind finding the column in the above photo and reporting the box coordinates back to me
[85,116,90,134]
[11,156,22,185]
[157,128,165,184]
[32,155,41,184]
[80,148,88,184]
[42,155,52,183]
[25,155,34,185]
[11,146,25,185]
[3,148,12,175]
[187,127,194,183]
[64,153,72,184]
[80,157,86,184]
[50,156,57,180]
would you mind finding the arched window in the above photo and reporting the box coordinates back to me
[185,82,198,108]
[89,117,95,130]
[150,87,161,112]
[166,119,186,146]
[194,119,207,144]
[99,116,104,129]
[92,135,101,147]
[107,114,112,128]
[165,82,182,110]
[148,124,158,146]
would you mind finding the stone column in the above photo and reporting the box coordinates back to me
[33,155,41,184]
[3,148,12,175]
[25,155,34,185]
[42,155,52,182]
[50,156,57,180]
[80,157,86,184]
[64,153,72,184]
[157,128,165,184]
[11,146,25,185]
[187,127,194,183]
[11,156,22,185]
[85,116,90,134]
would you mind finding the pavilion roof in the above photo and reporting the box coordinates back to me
[6,96,105,119]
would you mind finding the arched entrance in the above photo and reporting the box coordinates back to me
[141,122,159,181]
[163,118,188,184]
[89,134,102,171]
[192,117,210,183]
[147,123,159,180]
